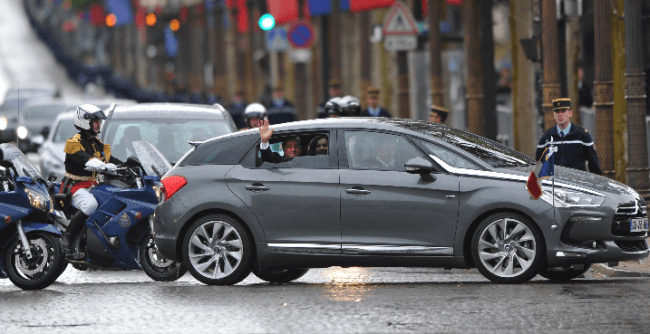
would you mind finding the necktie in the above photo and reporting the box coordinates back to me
[559,132,565,141]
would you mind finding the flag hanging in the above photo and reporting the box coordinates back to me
[350,0,395,12]
[267,0,298,25]
[526,145,556,199]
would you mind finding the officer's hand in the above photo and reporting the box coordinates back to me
[259,119,274,143]
[85,158,106,171]
[105,163,118,174]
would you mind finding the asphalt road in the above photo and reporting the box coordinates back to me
[1,267,649,334]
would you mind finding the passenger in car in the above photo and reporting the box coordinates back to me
[114,126,142,159]
[258,120,302,163]
[308,135,328,155]
[370,138,398,170]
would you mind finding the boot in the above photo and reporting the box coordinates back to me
[65,211,88,257]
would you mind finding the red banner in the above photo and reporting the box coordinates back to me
[236,0,248,33]
[267,0,298,25]
[422,0,428,17]
[350,0,395,12]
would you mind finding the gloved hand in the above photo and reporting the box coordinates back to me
[85,158,106,171]
[105,163,117,174]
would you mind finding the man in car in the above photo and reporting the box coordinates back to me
[61,104,123,257]
[371,137,398,170]
[536,98,602,175]
[258,119,301,163]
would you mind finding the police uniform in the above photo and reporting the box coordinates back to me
[361,87,392,117]
[536,98,602,175]
[429,105,449,124]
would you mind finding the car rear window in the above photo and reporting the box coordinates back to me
[179,133,259,166]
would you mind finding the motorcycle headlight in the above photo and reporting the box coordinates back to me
[17,126,28,140]
[25,188,48,211]
[540,188,605,207]
[0,117,7,130]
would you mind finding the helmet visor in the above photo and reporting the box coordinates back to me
[87,109,107,121]
[245,111,265,120]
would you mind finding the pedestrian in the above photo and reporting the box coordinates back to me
[428,105,449,124]
[361,86,392,117]
[536,98,602,175]
[266,84,297,125]
[228,90,248,129]
[316,78,343,118]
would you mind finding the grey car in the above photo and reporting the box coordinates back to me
[152,118,649,285]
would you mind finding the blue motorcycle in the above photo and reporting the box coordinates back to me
[0,143,66,290]
[52,140,185,281]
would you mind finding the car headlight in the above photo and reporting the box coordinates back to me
[17,126,28,140]
[540,188,605,207]
[0,117,7,131]
[25,188,49,211]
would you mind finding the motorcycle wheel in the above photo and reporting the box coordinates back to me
[252,267,309,283]
[5,231,66,290]
[140,232,186,281]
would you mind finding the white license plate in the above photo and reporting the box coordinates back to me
[630,218,649,232]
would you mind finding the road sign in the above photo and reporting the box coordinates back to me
[384,35,417,51]
[382,1,418,36]
[287,21,315,49]
[266,28,289,52]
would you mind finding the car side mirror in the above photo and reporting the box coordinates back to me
[405,157,435,174]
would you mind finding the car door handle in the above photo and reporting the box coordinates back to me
[345,188,371,195]
[245,184,270,192]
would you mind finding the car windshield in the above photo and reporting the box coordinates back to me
[391,120,535,168]
[24,105,66,120]
[103,119,233,164]
[53,117,76,143]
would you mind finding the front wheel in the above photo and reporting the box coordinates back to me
[538,264,592,281]
[182,214,252,285]
[471,213,545,284]
[140,232,186,281]
[5,231,66,290]
[253,267,309,283]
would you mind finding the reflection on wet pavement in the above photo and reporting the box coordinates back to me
[319,267,375,302]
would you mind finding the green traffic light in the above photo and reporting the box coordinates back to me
[259,14,275,31]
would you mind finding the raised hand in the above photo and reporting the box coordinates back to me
[259,119,274,143]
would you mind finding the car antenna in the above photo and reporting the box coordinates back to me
[15,82,19,147]
[105,103,117,118]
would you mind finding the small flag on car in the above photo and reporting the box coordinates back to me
[526,144,556,199]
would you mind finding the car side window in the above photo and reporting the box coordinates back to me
[250,132,331,169]
[344,131,425,172]
[414,138,481,170]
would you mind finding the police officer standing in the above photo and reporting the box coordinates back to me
[536,98,602,175]
[361,87,392,117]
[428,105,449,124]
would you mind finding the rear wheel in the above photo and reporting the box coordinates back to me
[182,214,252,285]
[253,268,309,283]
[5,231,66,290]
[471,213,545,284]
[140,232,186,281]
[538,264,592,281]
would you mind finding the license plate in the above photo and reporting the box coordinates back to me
[630,218,649,232]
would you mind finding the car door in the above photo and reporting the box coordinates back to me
[338,130,460,254]
[226,130,342,251]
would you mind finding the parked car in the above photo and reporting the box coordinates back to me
[16,100,69,152]
[99,103,237,165]
[152,118,649,285]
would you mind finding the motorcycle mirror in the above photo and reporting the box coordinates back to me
[48,171,57,182]
[126,157,141,168]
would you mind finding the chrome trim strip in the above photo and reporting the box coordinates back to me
[268,243,341,250]
[342,245,453,255]
[430,155,604,197]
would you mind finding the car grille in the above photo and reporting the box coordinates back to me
[614,240,649,252]
[612,201,648,237]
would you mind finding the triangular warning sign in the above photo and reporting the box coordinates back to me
[382,2,418,35]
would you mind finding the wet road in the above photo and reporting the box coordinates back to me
[1,267,649,333]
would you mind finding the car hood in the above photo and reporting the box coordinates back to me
[496,165,642,199]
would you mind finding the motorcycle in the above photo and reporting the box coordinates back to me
[51,140,185,281]
[0,143,66,290]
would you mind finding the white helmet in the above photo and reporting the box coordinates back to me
[74,104,106,132]
[244,103,267,121]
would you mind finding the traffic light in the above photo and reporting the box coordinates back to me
[259,14,275,31]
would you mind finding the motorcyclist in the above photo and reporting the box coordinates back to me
[325,95,361,118]
[60,104,123,257]
[240,103,268,130]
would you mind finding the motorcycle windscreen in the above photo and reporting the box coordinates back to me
[132,140,172,178]
[0,143,42,179]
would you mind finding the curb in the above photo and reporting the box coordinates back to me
[591,263,650,278]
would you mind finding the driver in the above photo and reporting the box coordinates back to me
[60,104,123,255]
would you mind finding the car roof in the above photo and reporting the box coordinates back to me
[237,117,439,134]
[108,103,229,120]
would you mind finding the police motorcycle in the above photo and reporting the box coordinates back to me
[52,140,185,281]
[0,143,66,290]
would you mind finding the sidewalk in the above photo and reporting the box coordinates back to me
[591,237,650,278]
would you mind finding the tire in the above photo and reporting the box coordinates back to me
[5,231,66,290]
[182,214,252,285]
[471,213,545,284]
[253,268,309,283]
[140,232,187,281]
[538,264,592,281]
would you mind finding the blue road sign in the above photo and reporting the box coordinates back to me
[266,28,289,52]
[287,21,315,49]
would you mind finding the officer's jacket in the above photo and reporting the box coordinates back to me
[63,131,122,180]
[536,122,602,175]
[361,107,392,118]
